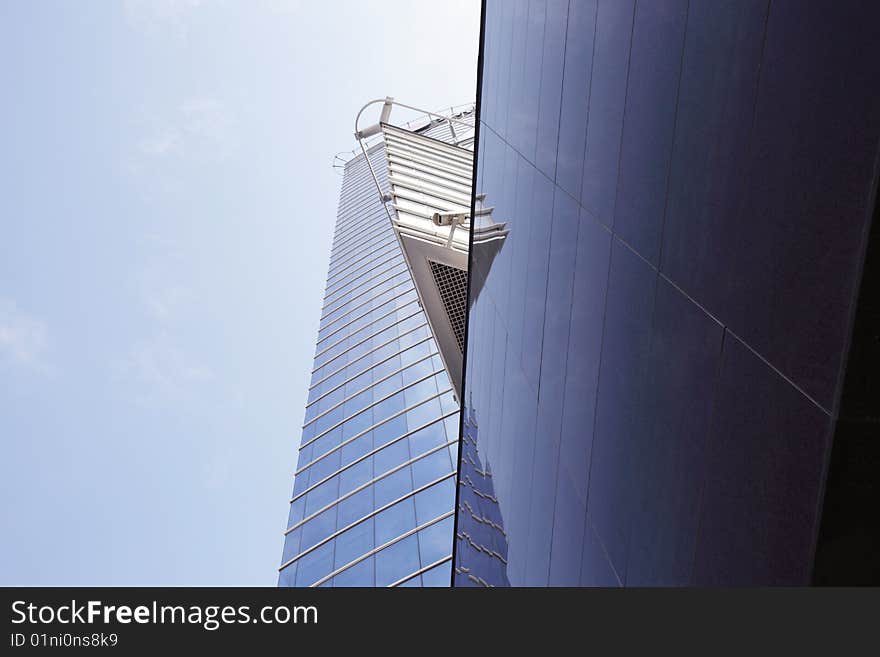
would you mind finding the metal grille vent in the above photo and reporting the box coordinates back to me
[428,260,468,352]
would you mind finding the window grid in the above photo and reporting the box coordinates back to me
[325,240,400,289]
[327,234,396,284]
[322,253,405,310]
[321,259,408,317]
[389,556,453,588]
[306,346,437,412]
[308,330,434,396]
[287,439,457,531]
[323,248,402,298]
[282,130,464,588]
[309,314,427,384]
[314,517,454,588]
[320,264,410,326]
[298,385,453,460]
[315,287,417,354]
[279,474,456,573]
[303,363,444,434]
[327,232,396,276]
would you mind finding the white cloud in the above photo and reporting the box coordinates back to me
[137,131,180,156]
[201,447,233,490]
[259,0,302,14]
[179,97,233,147]
[111,234,212,405]
[142,283,189,322]
[123,0,207,38]
[136,250,190,323]
[112,332,213,406]
[135,97,235,160]
[0,298,48,369]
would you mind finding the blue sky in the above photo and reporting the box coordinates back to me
[0,0,478,586]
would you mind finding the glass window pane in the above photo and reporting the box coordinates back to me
[408,419,448,457]
[406,396,443,432]
[325,367,346,391]
[300,506,337,552]
[287,496,306,528]
[292,471,310,497]
[411,449,453,489]
[438,389,457,416]
[375,497,416,545]
[414,478,454,525]
[420,560,451,587]
[374,466,413,509]
[318,385,344,414]
[332,555,374,587]
[375,535,420,586]
[339,457,372,496]
[417,516,454,567]
[281,527,302,564]
[370,341,398,365]
[373,414,407,450]
[310,426,342,463]
[278,561,297,587]
[337,486,373,529]
[334,517,374,569]
[344,369,372,397]
[373,438,410,476]
[371,354,402,381]
[401,339,432,367]
[296,441,313,468]
[342,407,373,440]
[305,475,339,516]
[303,403,319,425]
[340,431,373,466]
[373,390,405,421]
[295,541,334,587]
[314,404,344,435]
[372,371,403,401]
[306,448,341,483]
[448,442,459,470]
[343,388,372,417]
[399,325,429,348]
[404,376,439,406]
[398,313,424,334]
[401,356,435,387]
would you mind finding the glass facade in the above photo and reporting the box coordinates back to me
[456,0,880,586]
[279,139,460,587]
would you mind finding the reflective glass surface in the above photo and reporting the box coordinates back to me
[279,140,457,587]
[458,0,880,586]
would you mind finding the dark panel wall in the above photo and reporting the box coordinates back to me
[456,0,880,586]
[813,183,880,584]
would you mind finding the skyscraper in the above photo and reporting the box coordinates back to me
[456,0,880,586]
[278,104,475,587]
[280,1,880,589]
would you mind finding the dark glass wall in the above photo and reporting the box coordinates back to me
[456,0,880,586]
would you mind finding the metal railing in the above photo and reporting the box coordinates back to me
[332,100,475,176]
